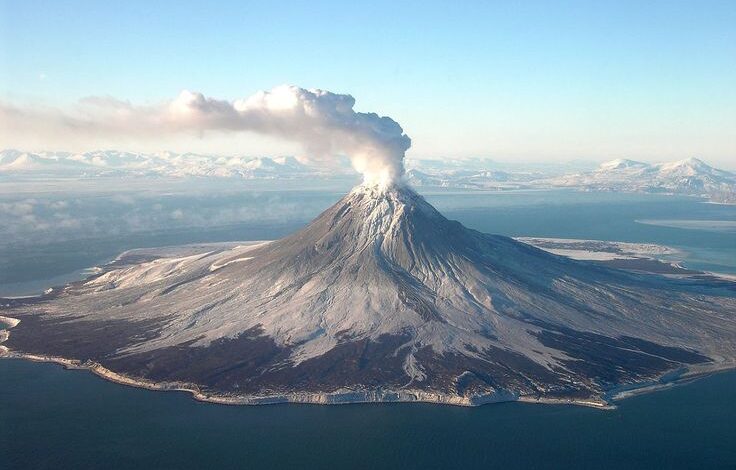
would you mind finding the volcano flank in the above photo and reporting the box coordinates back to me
[2,183,735,406]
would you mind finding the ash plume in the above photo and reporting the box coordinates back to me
[0,86,411,186]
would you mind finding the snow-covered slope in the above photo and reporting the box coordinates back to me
[404,168,532,190]
[405,156,735,201]
[3,183,735,405]
[549,158,736,201]
[0,149,325,179]
[0,150,117,176]
[596,158,650,171]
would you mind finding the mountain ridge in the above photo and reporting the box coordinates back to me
[3,148,735,201]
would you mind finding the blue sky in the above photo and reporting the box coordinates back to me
[1,0,735,166]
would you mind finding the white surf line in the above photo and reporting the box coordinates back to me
[0,315,21,356]
[0,315,20,328]
[703,271,736,282]
[1,294,45,300]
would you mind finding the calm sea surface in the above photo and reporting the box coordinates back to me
[1,187,735,469]
[2,359,735,469]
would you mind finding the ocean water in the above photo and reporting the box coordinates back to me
[1,187,735,295]
[2,359,735,470]
[1,186,735,468]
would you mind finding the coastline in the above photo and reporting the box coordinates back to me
[704,200,736,206]
[3,313,731,411]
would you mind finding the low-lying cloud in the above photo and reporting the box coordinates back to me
[0,85,411,185]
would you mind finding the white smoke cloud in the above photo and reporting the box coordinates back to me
[0,85,411,186]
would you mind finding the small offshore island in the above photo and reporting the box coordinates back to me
[2,184,735,409]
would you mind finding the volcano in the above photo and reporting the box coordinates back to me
[2,183,735,406]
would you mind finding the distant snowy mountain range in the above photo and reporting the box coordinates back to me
[0,149,340,180]
[2,149,734,202]
[546,158,736,202]
[406,157,736,203]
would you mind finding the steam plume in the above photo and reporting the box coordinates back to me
[0,85,411,186]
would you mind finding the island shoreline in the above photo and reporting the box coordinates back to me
[3,314,732,411]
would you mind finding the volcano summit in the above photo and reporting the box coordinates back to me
[2,183,736,406]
